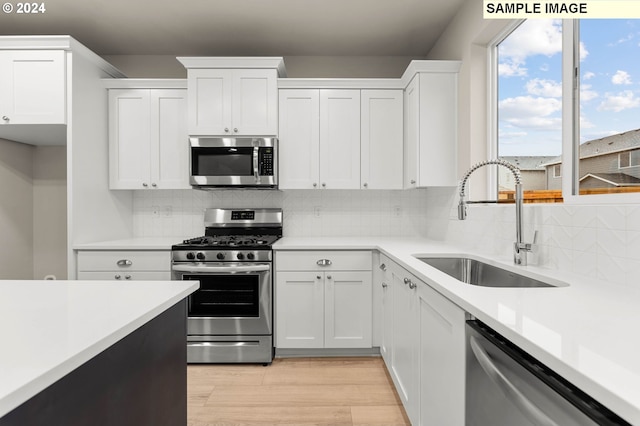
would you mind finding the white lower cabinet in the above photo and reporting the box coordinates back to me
[275,251,372,349]
[378,256,394,364]
[381,257,466,426]
[76,250,171,281]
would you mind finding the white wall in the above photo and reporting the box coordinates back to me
[33,146,67,280]
[101,55,421,78]
[0,139,34,279]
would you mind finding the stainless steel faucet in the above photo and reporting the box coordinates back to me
[458,159,535,265]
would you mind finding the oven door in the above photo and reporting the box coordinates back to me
[172,263,272,336]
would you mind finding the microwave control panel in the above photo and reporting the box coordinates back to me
[258,147,275,176]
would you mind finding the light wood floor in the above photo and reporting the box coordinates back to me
[187,356,411,426]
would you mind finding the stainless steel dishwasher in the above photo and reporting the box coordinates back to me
[466,320,630,426]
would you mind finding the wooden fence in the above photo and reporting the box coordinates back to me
[499,187,640,203]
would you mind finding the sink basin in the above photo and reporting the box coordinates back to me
[415,256,566,288]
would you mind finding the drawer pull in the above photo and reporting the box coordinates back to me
[382,282,388,288]
[379,263,387,271]
[115,274,121,279]
[317,259,332,266]
[117,259,133,267]
[125,274,132,280]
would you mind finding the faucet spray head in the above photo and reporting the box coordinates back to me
[458,199,467,220]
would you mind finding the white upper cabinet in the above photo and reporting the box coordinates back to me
[278,89,320,189]
[278,88,361,190]
[403,63,460,188]
[108,87,189,190]
[178,57,285,137]
[0,50,66,125]
[319,90,361,189]
[361,90,403,190]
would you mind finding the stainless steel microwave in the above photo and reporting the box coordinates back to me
[189,137,278,189]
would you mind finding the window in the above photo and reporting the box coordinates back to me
[619,150,640,169]
[494,19,640,203]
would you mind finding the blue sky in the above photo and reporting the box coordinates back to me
[498,19,640,156]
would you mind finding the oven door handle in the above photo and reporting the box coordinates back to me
[172,264,270,273]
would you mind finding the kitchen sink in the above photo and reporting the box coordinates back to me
[415,256,567,288]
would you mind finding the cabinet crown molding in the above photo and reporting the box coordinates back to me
[102,79,187,89]
[176,56,287,77]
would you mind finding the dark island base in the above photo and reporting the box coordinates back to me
[1,300,187,426]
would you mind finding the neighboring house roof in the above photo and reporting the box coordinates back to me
[500,156,556,171]
[579,172,640,186]
[544,128,640,166]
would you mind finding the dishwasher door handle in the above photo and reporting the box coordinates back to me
[469,335,559,426]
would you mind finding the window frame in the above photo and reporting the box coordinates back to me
[490,19,640,205]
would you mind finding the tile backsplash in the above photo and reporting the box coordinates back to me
[133,189,431,239]
[133,187,640,287]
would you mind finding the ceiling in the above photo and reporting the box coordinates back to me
[1,0,465,57]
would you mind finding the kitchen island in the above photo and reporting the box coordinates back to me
[0,280,198,426]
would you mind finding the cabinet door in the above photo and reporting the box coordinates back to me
[403,75,419,189]
[324,271,372,348]
[0,50,66,124]
[390,268,419,425]
[108,89,152,189]
[361,90,403,190]
[151,89,189,189]
[187,68,233,135]
[232,69,278,136]
[418,72,458,187]
[275,271,324,349]
[418,282,466,426]
[278,89,320,189]
[319,90,361,189]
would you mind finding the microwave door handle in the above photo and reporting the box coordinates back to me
[172,264,270,273]
[253,147,260,183]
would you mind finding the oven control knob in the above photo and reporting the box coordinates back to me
[237,253,245,260]
[186,252,195,260]
[247,252,255,260]
[216,252,225,260]
[196,252,206,260]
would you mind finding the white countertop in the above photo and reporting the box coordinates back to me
[73,237,182,250]
[0,280,198,418]
[274,237,640,424]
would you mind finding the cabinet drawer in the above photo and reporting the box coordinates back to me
[77,271,171,281]
[276,251,372,271]
[77,250,170,272]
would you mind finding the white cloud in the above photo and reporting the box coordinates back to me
[499,96,562,130]
[579,41,589,61]
[499,131,529,140]
[583,71,595,80]
[526,78,562,97]
[612,70,632,85]
[597,91,640,112]
[580,84,598,102]
[498,19,562,78]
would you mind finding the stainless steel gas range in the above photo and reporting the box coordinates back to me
[171,208,282,364]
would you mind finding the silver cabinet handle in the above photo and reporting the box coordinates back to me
[403,277,410,285]
[2,116,8,121]
[117,259,132,267]
[115,274,121,279]
[151,183,157,188]
[142,183,148,187]
[224,127,229,133]
[125,274,132,280]
[410,179,416,184]
[322,183,326,188]
[317,275,321,279]
[317,259,332,266]
[233,128,238,133]
[382,282,388,288]
[363,182,368,188]
[327,275,332,280]
[469,336,559,426]
[313,183,318,188]
[379,263,387,271]
[409,281,417,290]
